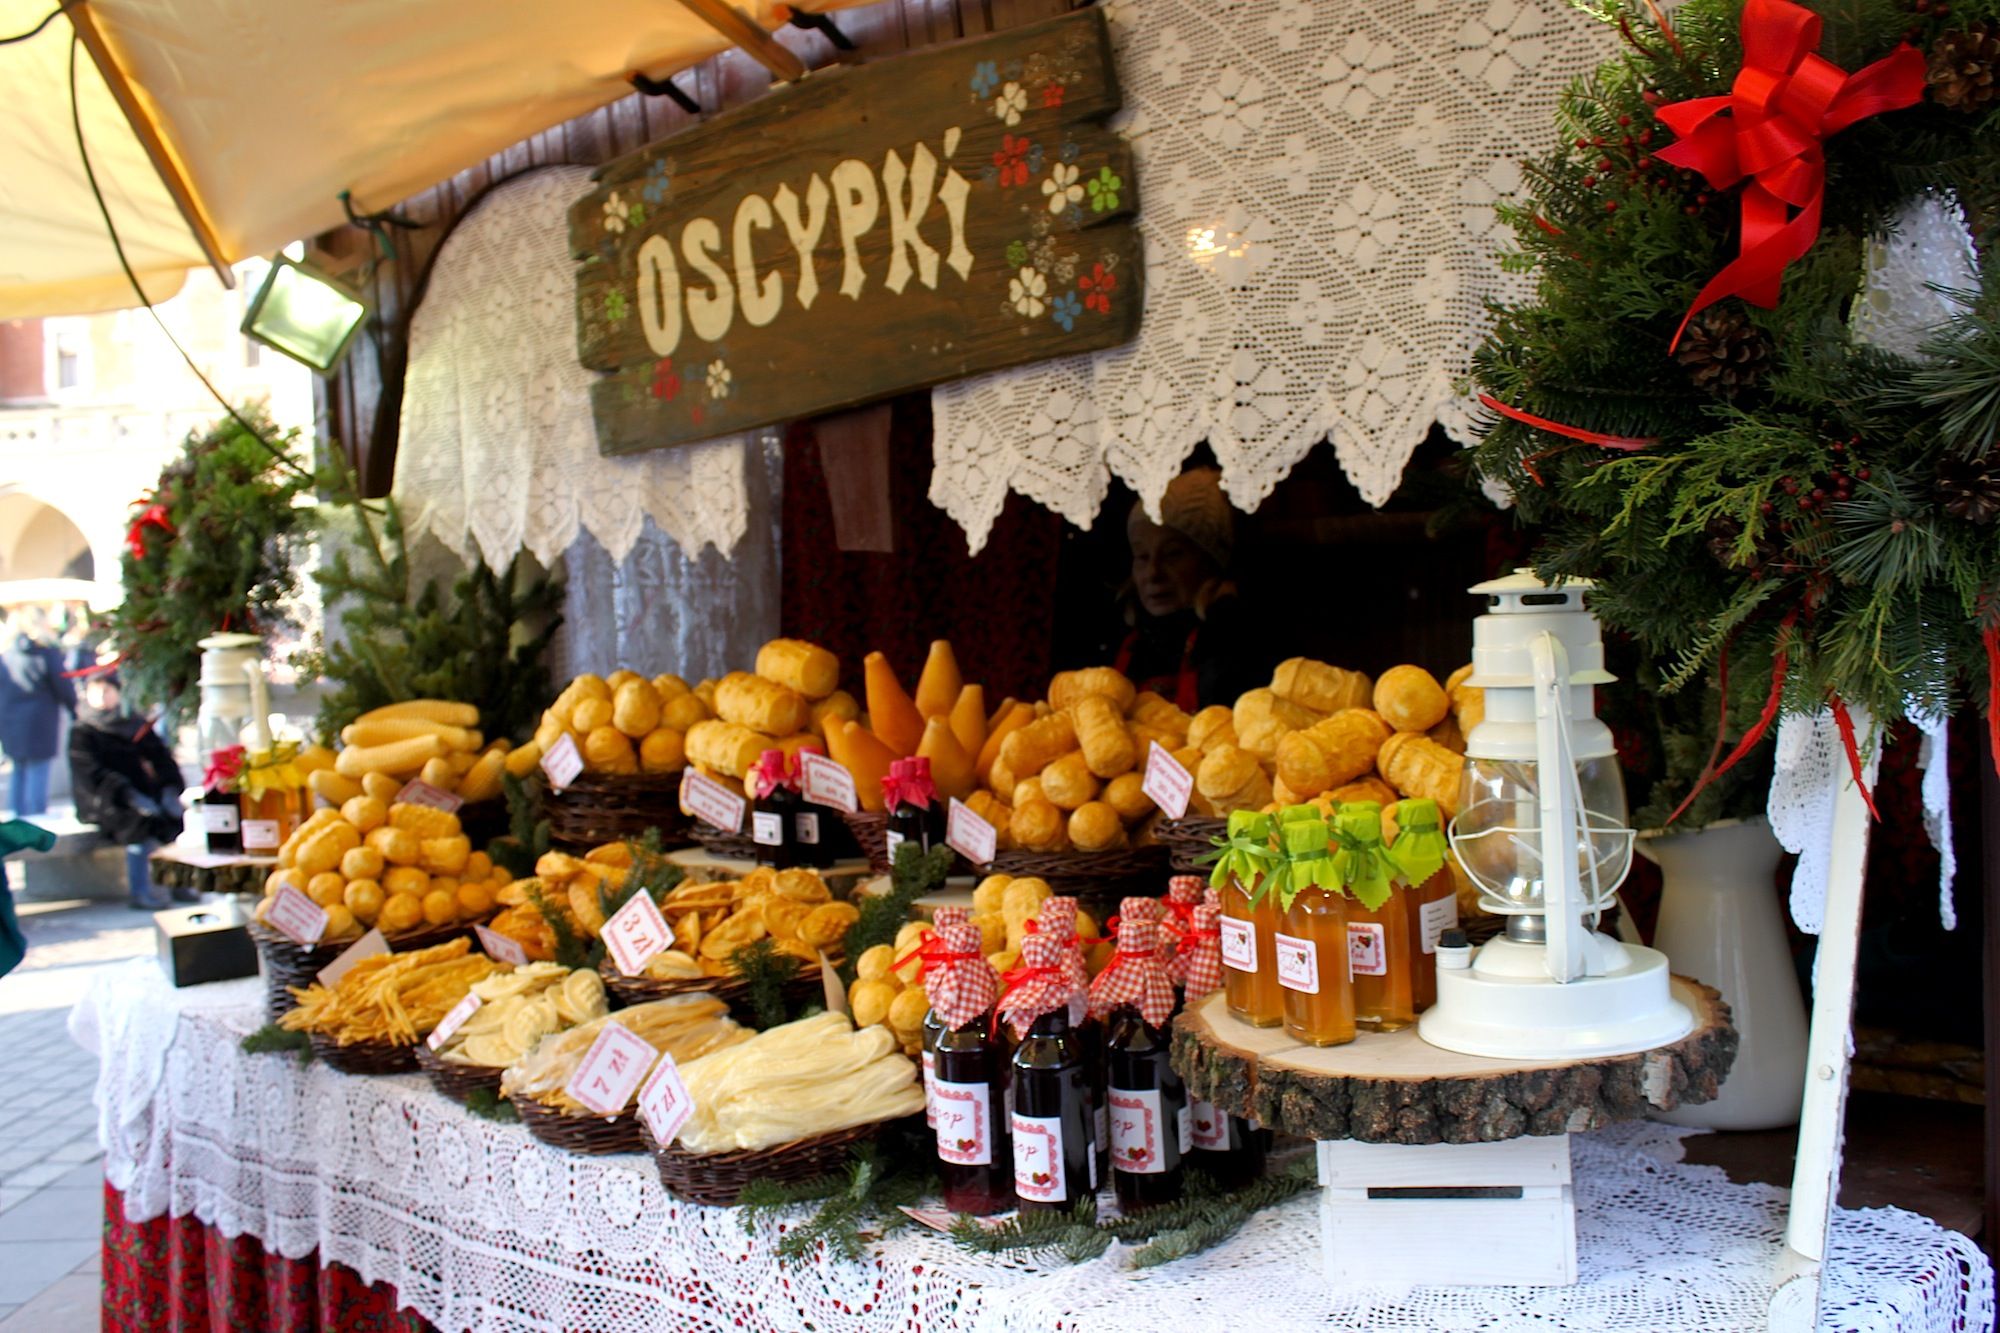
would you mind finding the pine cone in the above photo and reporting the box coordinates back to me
[1936,448,2000,524]
[1929,23,2000,113]
[1675,306,1771,398]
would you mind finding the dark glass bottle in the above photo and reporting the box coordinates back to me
[884,798,929,863]
[1010,1007,1095,1212]
[1078,1009,1108,1181]
[791,798,832,868]
[1184,1099,1269,1190]
[750,751,802,870]
[933,1021,1015,1215]
[1105,1006,1187,1210]
[200,790,242,855]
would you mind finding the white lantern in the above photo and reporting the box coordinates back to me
[1417,571,1694,1060]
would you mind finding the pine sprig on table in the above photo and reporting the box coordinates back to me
[838,842,954,985]
[738,1134,940,1262]
[463,1087,520,1124]
[241,1023,313,1063]
[729,939,803,1030]
[949,1195,1112,1263]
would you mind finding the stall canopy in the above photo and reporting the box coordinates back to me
[0,0,868,318]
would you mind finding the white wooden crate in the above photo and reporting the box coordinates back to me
[1317,1134,1576,1287]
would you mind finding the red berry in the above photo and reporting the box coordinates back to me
[1939,4,1951,15]
[1781,477,1798,493]
[1583,175,1598,187]
[1593,136,1606,146]
[1639,154,1654,168]
[1618,114,1632,127]
[1760,501,1775,515]
[1858,467,1872,480]
[1683,204,1699,215]
[1830,440,1845,453]
[1605,200,1619,213]
[1643,90,1661,104]
[1640,128,1655,145]
[1576,138,1590,148]
[1598,157,1614,171]
[1831,470,1848,486]
[1697,192,1712,204]
[1811,487,1827,502]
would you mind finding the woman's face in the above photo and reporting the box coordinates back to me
[1129,518,1216,617]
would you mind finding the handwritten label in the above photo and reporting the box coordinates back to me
[1218,915,1256,973]
[240,818,282,853]
[934,1078,996,1165]
[315,927,388,988]
[897,1205,1009,1234]
[752,810,785,847]
[562,1021,658,1116]
[427,992,483,1050]
[681,769,746,832]
[266,885,328,946]
[945,798,997,864]
[540,732,584,792]
[474,923,528,966]
[1012,1112,1068,1203]
[1141,742,1194,820]
[1419,896,1458,955]
[1189,1098,1228,1152]
[1109,1088,1166,1175]
[1274,931,1318,994]
[602,889,672,977]
[637,1051,695,1146]
[395,779,464,814]
[798,751,858,814]
[1347,921,1386,977]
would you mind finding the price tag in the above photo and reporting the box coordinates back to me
[601,888,672,977]
[798,751,859,813]
[1141,741,1194,820]
[266,884,328,946]
[427,992,483,1050]
[945,798,997,865]
[474,923,528,966]
[896,1205,1009,1234]
[821,950,850,1017]
[315,927,388,988]
[394,779,464,814]
[562,1021,658,1117]
[540,732,584,792]
[637,1052,696,1147]
[681,769,746,832]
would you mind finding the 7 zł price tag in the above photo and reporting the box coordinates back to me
[474,923,528,966]
[427,992,483,1051]
[540,732,584,792]
[1141,741,1194,820]
[563,1021,658,1117]
[395,779,463,814]
[797,751,858,814]
[266,884,328,946]
[681,769,746,832]
[601,889,672,977]
[637,1052,696,1147]
[946,798,997,865]
[315,927,388,988]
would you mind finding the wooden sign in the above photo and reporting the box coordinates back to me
[570,9,1140,454]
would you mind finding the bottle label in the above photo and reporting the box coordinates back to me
[1176,1098,1192,1156]
[1012,1113,1068,1203]
[934,1078,995,1166]
[1189,1098,1228,1151]
[1419,896,1458,955]
[752,811,785,847]
[1348,921,1387,977]
[1273,931,1318,994]
[794,811,820,845]
[201,804,239,834]
[922,1049,937,1128]
[1219,916,1257,972]
[241,818,281,852]
[885,829,906,860]
[1109,1088,1167,1175]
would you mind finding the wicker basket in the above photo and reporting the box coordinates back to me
[515,1093,648,1155]
[308,1033,419,1075]
[543,772,693,851]
[599,955,836,1022]
[837,811,976,877]
[982,844,1172,915]
[414,1043,505,1104]
[688,823,759,862]
[652,1120,890,1206]
[250,920,470,1022]
[1155,816,1227,873]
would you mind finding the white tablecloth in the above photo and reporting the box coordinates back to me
[76,960,1993,1333]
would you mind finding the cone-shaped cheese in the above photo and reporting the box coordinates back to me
[976,702,1035,783]
[832,719,900,813]
[949,683,987,760]
[913,640,964,720]
[917,715,977,800]
[864,652,925,757]
[986,695,1018,732]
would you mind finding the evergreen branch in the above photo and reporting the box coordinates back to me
[730,938,804,1030]
[840,842,954,985]
[241,1024,314,1063]
[464,1087,520,1123]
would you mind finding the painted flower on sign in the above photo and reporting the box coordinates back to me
[1041,81,1066,109]
[604,289,628,324]
[994,135,1033,188]
[1079,261,1116,314]
[1051,290,1082,332]
[602,191,632,234]
[1009,266,1048,318]
[970,60,999,99]
[707,360,733,400]
[1041,162,1083,215]
[651,360,681,401]
[1086,166,1123,214]
[993,81,1028,127]
[1005,239,1030,270]
[642,160,672,205]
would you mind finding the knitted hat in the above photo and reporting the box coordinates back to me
[1129,467,1235,570]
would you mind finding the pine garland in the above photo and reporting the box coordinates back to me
[729,938,805,1030]
[240,1023,314,1063]
[487,772,551,880]
[839,842,955,986]
[1472,0,2000,800]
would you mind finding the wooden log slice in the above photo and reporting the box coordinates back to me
[1170,978,1736,1145]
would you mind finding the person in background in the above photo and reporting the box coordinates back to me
[1113,468,1265,710]
[59,601,98,675]
[68,670,188,910]
[0,606,76,817]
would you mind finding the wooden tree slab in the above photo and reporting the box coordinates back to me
[1170,979,1737,1145]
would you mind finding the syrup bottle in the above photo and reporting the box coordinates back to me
[1210,810,1283,1027]
[1273,807,1356,1048]
[919,906,971,1132]
[1090,910,1186,1211]
[1168,897,1268,1187]
[882,757,939,863]
[925,922,1013,1215]
[1035,895,1106,1181]
[747,749,802,869]
[1334,803,1415,1032]
[1386,798,1455,1013]
[1002,933,1095,1212]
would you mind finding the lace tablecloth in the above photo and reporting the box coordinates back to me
[77,961,1991,1333]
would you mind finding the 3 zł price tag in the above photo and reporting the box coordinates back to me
[266,884,328,946]
[394,779,463,814]
[540,732,584,792]
[474,923,528,966]
[798,751,858,814]
[315,927,388,988]
[1141,741,1194,820]
[601,889,672,977]
[427,992,483,1051]
[681,769,746,833]
[946,798,997,865]
[637,1052,695,1147]
[562,1021,657,1117]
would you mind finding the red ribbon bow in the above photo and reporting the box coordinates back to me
[746,749,798,801]
[1654,0,1925,350]
[203,744,245,794]
[881,757,937,812]
[125,501,174,561]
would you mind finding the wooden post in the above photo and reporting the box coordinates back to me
[673,0,808,82]
[1769,711,1874,1329]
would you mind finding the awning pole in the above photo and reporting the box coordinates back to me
[673,0,807,83]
